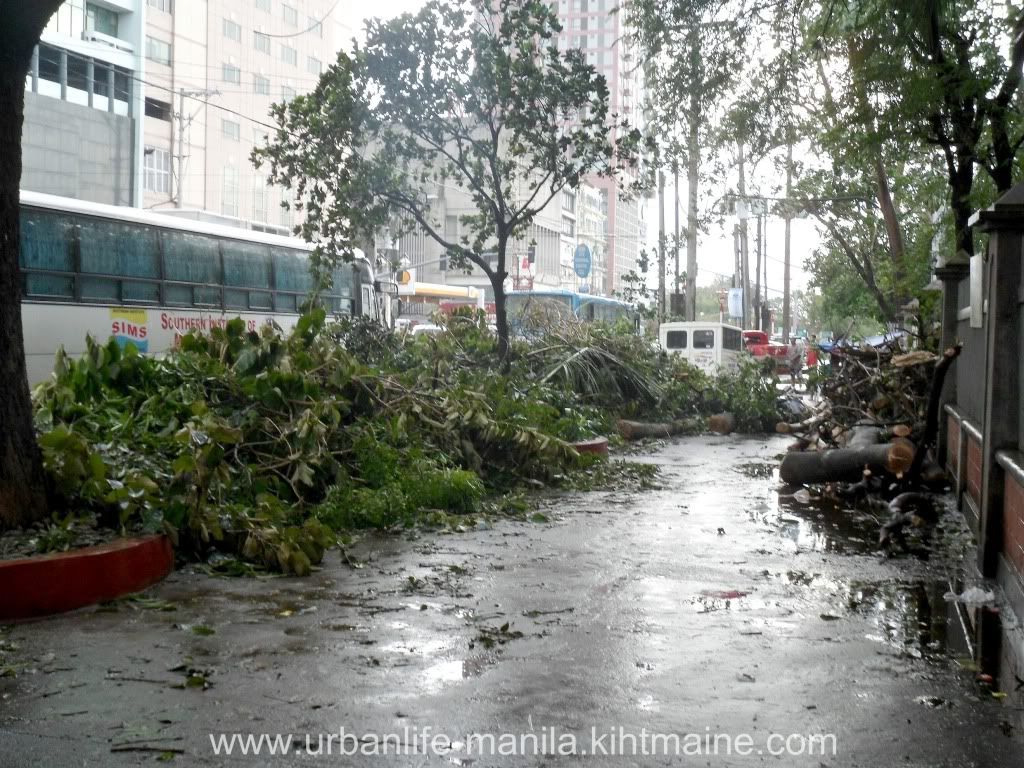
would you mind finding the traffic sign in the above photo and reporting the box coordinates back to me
[573,244,591,278]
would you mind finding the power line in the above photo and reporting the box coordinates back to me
[261,0,342,39]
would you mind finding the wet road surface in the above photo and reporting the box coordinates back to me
[1,435,1021,766]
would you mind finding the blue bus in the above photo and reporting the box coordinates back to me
[506,289,636,334]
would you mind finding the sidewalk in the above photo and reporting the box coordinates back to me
[1,436,1020,766]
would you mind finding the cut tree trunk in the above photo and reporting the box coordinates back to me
[617,413,735,441]
[617,418,703,441]
[779,441,916,486]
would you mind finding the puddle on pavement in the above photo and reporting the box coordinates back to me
[773,491,879,555]
[736,463,968,664]
[740,465,882,555]
[734,461,776,478]
[845,580,952,659]
[422,655,494,688]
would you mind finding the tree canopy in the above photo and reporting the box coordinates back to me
[254,0,652,357]
[630,0,1024,337]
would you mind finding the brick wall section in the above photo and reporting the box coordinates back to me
[1004,473,1024,579]
[967,436,983,506]
[947,415,960,475]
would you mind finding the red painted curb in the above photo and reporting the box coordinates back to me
[0,534,174,620]
[572,436,609,456]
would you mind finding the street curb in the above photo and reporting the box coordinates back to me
[572,436,609,456]
[0,534,174,620]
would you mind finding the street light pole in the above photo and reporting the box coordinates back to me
[782,139,793,342]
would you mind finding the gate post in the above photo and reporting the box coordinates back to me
[971,183,1024,577]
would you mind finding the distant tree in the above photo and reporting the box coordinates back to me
[613,249,656,320]
[628,0,752,321]
[254,0,651,361]
[0,1,64,529]
[788,0,1024,261]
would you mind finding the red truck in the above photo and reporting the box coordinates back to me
[742,330,792,372]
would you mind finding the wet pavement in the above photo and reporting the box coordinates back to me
[2,435,1022,766]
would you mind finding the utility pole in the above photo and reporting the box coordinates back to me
[763,226,770,331]
[737,143,750,329]
[673,159,680,317]
[684,108,699,321]
[684,27,700,322]
[174,87,219,208]
[657,170,666,322]
[754,214,762,331]
[782,139,793,342]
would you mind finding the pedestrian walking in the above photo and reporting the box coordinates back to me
[806,335,820,398]
[788,339,802,387]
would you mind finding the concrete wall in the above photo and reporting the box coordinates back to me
[21,91,134,206]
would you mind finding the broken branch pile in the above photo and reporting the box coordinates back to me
[779,343,962,549]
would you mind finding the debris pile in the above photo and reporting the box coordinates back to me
[778,342,963,550]
[29,309,779,573]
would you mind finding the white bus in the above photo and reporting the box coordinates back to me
[658,320,744,374]
[18,191,395,384]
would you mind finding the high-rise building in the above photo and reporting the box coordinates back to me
[142,0,334,232]
[22,0,146,206]
[554,0,645,292]
[22,0,335,234]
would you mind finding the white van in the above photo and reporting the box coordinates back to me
[658,321,744,374]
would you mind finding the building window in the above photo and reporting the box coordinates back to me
[279,192,293,228]
[282,3,297,25]
[145,36,172,65]
[254,75,270,95]
[254,31,270,53]
[86,3,119,36]
[307,16,322,37]
[253,177,268,222]
[222,119,240,141]
[143,148,171,195]
[222,166,239,218]
[256,0,271,10]
[144,97,171,121]
[147,0,173,13]
[223,63,241,83]
[281,85,296,101]
[223,18,241,41]
[306,56,321,75]
[281,45,297,66]
[561,215,575,238]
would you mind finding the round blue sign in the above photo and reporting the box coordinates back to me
[573,244,592,278]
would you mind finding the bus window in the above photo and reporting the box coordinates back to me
[666,330,687,349]
[78,216,160,303]
[162,231,221,306]
[79,217,159,279]
[20,210,74,298]
[273,249,314,311]
[223,241,272,311]
[20,211,72,272]
[693,330,715,349]
[723,327,742,351]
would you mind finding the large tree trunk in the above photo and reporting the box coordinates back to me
[0,1,64,529]
[779,443,907,485]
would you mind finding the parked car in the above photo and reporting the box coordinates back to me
[742,330,792,372]
[410,323,445,337]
